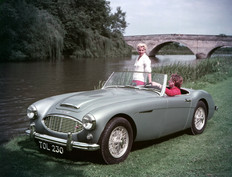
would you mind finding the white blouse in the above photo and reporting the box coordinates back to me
[133,54,151,82]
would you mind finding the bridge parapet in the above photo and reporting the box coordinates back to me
[124,34,232,59]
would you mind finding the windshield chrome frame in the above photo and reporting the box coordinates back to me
[102,71,167,96]
[160,74,167,96]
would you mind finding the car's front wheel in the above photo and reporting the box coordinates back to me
[99,117,133,164]
[191,101,208,135]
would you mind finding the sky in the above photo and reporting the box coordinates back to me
[108,0,232,36]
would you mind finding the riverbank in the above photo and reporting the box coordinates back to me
[0,58,232,176]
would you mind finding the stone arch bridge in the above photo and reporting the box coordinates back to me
[124,34,232,59]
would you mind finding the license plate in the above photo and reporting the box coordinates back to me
[38,141,65,154]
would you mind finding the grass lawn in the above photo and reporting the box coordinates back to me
[1,74,232,177]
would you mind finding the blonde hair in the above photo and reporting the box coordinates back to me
[137,43,147,51]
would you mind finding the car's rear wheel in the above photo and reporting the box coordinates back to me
[191,101,208,135]
[99,117,133,164]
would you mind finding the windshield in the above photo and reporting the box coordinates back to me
[102,72,167,96]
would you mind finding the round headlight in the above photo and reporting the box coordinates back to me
[27,105,38,119]
[82,114,96,130]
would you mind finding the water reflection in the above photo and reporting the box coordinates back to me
[0,55,199,144]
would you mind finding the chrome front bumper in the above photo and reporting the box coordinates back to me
[26,129,100,151]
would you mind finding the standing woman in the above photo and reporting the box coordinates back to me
[132,43,152,86]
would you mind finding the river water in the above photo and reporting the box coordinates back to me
[0,54,203,144]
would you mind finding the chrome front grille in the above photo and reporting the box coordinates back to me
[43,115,83,133]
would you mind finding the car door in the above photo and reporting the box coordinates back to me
[160,94,192,137]
[133,97,168,141]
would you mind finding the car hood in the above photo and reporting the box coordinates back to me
[56,88,158,112]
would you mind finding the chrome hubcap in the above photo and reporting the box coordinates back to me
[108,126,129,158]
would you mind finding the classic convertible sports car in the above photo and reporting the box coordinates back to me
[26,71,217,164]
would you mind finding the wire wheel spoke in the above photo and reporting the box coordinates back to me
[108,126,129,158]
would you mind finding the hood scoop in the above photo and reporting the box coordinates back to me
[60,98,94,110]
[60,103,80,109]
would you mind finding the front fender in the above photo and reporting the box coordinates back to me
[87,97,164,143]
[87,105,134,143]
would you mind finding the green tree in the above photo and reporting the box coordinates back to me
[0,0,64,61]
[109,7,127,36]
[29,0,129,57]
[0,0,131,61]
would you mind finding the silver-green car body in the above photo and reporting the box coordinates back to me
[26,72,216,164]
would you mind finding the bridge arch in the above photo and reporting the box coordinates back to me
[207,46,224,58]
[207,45,232,58]
[149,41,194,57]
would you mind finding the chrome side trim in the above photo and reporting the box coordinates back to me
[25,130,100,151]
[139,110,153,113]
